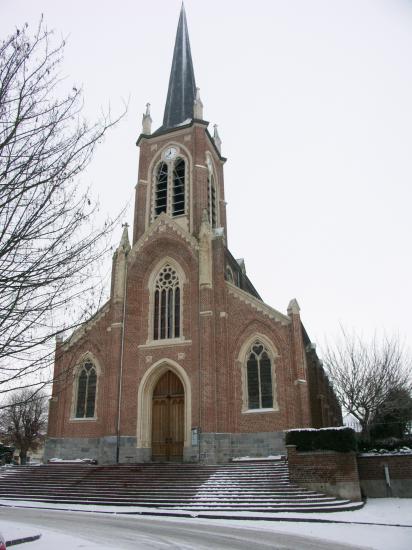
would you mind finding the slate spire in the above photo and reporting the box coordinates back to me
[161,4,197,130]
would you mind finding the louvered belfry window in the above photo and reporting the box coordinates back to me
[246,342,273,409]
[76,361,97,418]
[153,265,181,340]
[207,174,217,228]
[155,162,168,216]
[154,158,186,219]
[172,158,185,216]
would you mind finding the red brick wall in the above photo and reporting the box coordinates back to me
[287,445,361,501]
[357,454,412,480]
[288,446,359,484]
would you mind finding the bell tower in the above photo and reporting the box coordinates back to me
[133,4,227,245]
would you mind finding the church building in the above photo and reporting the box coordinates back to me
[45,6,341,464]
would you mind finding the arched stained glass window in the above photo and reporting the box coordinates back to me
[153,265,181,340]
[246,342,273,409]
[207,174,217,228]
[76,361,97,418]
[155,162,168,217]
[172,158,185,216]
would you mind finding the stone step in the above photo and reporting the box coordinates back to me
[0,495,361,513]
[0,488,336,500]
[0,483,308,496]
[0,461,362,514]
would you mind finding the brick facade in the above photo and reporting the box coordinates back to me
[45,12,341,465]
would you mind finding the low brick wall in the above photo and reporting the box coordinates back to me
[287,445,362,502]
[357,454,412,497]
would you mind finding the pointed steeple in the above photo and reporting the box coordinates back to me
[161,4,197,130]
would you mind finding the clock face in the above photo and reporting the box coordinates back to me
[164,146,178,160]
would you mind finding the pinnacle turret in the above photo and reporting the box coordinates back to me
[119,223,131,253]
[142,103,152,135]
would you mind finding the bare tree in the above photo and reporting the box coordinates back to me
[370,388,412,439]
[0,19,125,400]
[323,330,412,437]
[0,389,48,464]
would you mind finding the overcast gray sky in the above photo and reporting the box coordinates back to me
[2,0,412,354]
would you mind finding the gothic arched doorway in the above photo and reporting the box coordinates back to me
[151,370,184,461]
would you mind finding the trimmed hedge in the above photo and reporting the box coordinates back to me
[285,427,357,452]
[357,435,412,453]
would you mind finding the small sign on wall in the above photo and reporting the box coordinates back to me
[191,427,199,446]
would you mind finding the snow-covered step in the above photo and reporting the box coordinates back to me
[0,461,364,513]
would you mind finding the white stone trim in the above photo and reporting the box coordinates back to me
[69,416,97,422]
[136,359,192,450]
[70,352,102,421]
[147,256,187,288]
[237,334,279,414]
[226,282,290,326]
[242,408,278,414]
[139,339,192,349]
[205,151,220,228]
[145,141,194,233]
[146,257,187,344]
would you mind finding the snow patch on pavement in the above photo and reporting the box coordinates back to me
[0,498,411,550]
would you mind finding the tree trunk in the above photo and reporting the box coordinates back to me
[360,421,370,439]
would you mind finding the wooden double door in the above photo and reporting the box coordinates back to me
[152,370,184,461]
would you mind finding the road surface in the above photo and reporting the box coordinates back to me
[1,506,371,550]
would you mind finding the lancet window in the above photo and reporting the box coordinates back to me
[153,157,186,219]
[207,174,217,228]
[246,341,273,409]
[153,264,181,340]
[172,158,185,216]
[75,361,97,418]
[155,162,168,216]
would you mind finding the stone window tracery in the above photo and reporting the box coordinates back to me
[246,341,274,410]
[153,264,181,340]
[153,155,186,220]
[75,361,97,418]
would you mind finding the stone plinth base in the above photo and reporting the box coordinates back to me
[45,431,286,464]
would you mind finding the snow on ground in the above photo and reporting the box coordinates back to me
[0,520,102,549]
[231,455,282,461]
[0,498,411,550]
